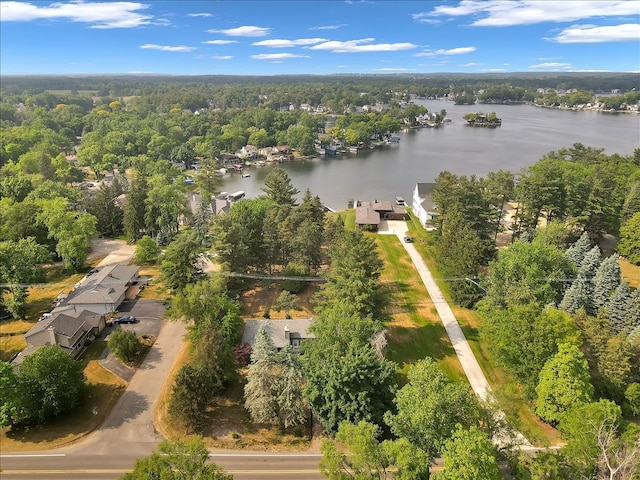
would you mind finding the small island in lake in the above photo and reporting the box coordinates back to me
[464,112,502,127]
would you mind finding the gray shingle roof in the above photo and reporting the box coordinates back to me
[242,319,315,349]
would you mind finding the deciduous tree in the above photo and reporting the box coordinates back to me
[434,425,502,480]
[535,343,594,424]
[16,345,85,425]
[122,437,233,480]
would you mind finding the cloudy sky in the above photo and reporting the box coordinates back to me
[1,0,639,75]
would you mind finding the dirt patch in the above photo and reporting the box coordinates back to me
[240,282,319,319]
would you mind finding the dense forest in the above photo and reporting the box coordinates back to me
[1,74,639,479]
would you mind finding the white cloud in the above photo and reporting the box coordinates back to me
[202,40,237,45]
[140,44,196,52]
[187,13,212,17]
[310,23,348,30]
[459,62,481,67]
[416,1,640,27]
[251,53,310,60]
[529,61,572,69]
[212,55,233,60]
[252,38,327,47]
[0,0,153,28]
[375,67,415,71]
[309,38,417,52]
[552,23,640,43]
[207,25,271,36]
[415,46,476,57]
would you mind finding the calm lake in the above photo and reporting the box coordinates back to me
[221,99,640,211]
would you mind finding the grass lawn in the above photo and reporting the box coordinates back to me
[376,234,465,382]
[402,210,561,446]
[1,341,127,451]
[619,257,640,288]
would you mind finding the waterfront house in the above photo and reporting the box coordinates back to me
[413,183,438,230]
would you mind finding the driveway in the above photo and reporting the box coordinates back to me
[69,319,187,458]
[89,238,136,267]
[378,220,530,446]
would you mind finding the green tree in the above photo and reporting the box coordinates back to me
[262,167,299,206]
[0,237,50,318]
[434,425,501,480]
[273,290,297,319]
[605,281,632,332]
[244,325,279,424]
[624,287,640,333]
[304,340,396,434]
[625,383,640,417]
[319,229,383,318]
[107,327,142,364]
[159,230,203,290]
[559,275,591,315]
[123,172,148,243]
[38,197,97,271]
[170,277,242,346]
[169,364,213,432]
[481,306,579,397]
[618,212,640,265]
[86,182,124,237]
[134,235,161,264]
[276,345,306,429]
[384,357,481,459]
[565,231,591,267]
[482,240,575,309]
[559,400,639,479]
[122,437,233,480]
[535,343,594,424]
[0,361,19,427]
[320,421,391,480]
[593,253,622,311]
[16,345,85,425]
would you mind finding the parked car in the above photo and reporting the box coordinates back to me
[403,236,414,243]
[113,315,136,324]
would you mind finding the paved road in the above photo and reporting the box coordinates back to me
[0,452,323,479]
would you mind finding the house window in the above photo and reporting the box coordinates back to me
[292,339,300,348]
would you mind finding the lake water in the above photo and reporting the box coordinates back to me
[221,100,640,211]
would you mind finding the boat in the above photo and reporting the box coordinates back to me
[256,161,266,167]
[242,173,251,178]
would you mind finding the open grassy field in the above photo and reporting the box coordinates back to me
[1,341,127,451]
[620,257,640,288]
[376,234,465,382]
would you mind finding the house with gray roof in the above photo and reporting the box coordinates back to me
[242,319,315,350]
[54,264,139,315]
[14,310,107,366]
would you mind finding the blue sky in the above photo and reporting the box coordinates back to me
[1,0,639,75]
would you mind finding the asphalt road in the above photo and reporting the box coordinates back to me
[0,452,324,479]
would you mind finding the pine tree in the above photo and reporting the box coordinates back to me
[123,172,148,243]
[622,287,640,333]
[578,245,601,281]
[565,231,591,267]
[592,253,621,311]
[276,346,306,429]
[262,167,300,206]
[605,281,632,332]
[244,325,279,424]
[559,275,591,314]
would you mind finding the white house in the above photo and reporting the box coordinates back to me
[412,183,438,230]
